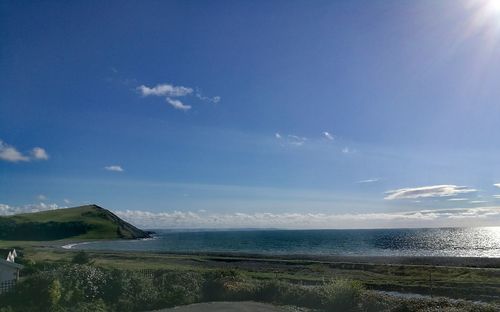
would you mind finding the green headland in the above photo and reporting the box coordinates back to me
[0,204,151,241]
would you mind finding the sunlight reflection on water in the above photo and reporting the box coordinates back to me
[75,227,500,257]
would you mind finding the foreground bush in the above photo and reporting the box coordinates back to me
[0,265,158,312]
[154,271,203,307]
[320,278,364,311]
[1,265,498,312]
[202,269,256,301]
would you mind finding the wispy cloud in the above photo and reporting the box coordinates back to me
[357,178,380,184]
[384,185,476,200]
[469,200,488,204]
[196,92,221,104]
[0,140,49,162]
[341,147,353,154]
[104,165,124,172]
[166,97,191,111]
[114,206,500,229]
[323,131,334,140]
[287,135,306,146]
[37,194,47,201]
[448,198,469,201]
[138,84,193,97]
[137,82,220,111]
[494,183,500,188]
[274,133,306,146]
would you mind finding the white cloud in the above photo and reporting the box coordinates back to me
[64,199,71,204]
[0,140,49,162]
[275,133,306,146]
[494,183,500,188]
[196,93,221,104]
[166,97,191,111]
[0,140,30,162]
[137,84,193,97]
[342,147,355,154]
[37,194,47,201]
[323,131,334,140]
[31,147,49,160]
[137,83,219,111]
[493,195,500,199]
[114,206,500,229]
[384,185,477,200]
[287,135,306,146]
[357,178,379,184]
[469,200,488,204]
[448,198,469,201]
[0,202,62,216]
[104,165,124,172]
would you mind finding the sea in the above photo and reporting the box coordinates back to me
[69,227,500,257]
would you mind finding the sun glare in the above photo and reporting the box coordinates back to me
[489,0,500,11]
[477,0,500,21]
[461,0,500,53]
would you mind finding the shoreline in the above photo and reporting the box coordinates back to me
[61,241,91,249]
[5,237,499,269]
[48,239,500,268]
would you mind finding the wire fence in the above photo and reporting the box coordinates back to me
[0,280,16,294]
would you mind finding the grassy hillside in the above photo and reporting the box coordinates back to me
[0,204,151,240]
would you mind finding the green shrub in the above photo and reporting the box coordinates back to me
[202,269,255,301]
[320,278,364,312]
[113,271,159,312]
[153,271,203,307]
[255,280,323,308]
[48,279,62,307]
[255,279,291,303]
[56,265,107,302]
[2,272,61,311]
[72,251,90,265]
[100,269,126,304]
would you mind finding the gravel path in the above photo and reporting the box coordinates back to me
[151,301,304,312]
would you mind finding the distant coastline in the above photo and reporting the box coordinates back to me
[61,241,91,249]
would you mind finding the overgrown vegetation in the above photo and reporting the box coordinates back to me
[72,251,91,265]
[1,263,498,312]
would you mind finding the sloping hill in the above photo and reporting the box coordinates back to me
[0,205,151,240]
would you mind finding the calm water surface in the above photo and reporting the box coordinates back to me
[73,227,500,257]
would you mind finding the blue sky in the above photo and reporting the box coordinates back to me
[2,0,500,228]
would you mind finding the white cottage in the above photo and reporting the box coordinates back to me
[0,251,24,294]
